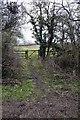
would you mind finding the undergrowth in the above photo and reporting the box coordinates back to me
[32,59,78,95]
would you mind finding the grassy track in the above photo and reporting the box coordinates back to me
[2,59,41,102]
[2,45,79,118]
[2,45,78,102]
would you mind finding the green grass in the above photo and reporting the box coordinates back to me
[2,80,37,101]
[2,59,41,102]
[21,59,31,78]
[14,45,39,51]
[2,58,34,102]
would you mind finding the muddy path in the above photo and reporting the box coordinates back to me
[2,60,79,118]
[2,95,78,118]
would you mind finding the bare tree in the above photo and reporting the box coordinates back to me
[25,1,47,59]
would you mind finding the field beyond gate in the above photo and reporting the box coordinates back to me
[14,44,54,59]
[14,45,40,59]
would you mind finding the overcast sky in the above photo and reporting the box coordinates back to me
[5,0,74,44]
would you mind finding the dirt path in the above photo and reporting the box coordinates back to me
[2,60,79,118]
[3,95,78,118]
[28,60,47,94]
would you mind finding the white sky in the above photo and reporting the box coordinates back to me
[4,0,75,44]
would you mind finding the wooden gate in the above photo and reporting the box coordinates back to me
[25,50,39,59]
[15,49,54,59]
[15,50,39,59]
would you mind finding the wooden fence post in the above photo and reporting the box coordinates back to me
[38,50,40,59]
[25,50,28,59]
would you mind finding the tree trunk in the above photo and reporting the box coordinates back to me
[39,45,46,60]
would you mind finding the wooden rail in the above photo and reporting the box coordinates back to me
[15,49,54,59]
[15,50,39,59]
